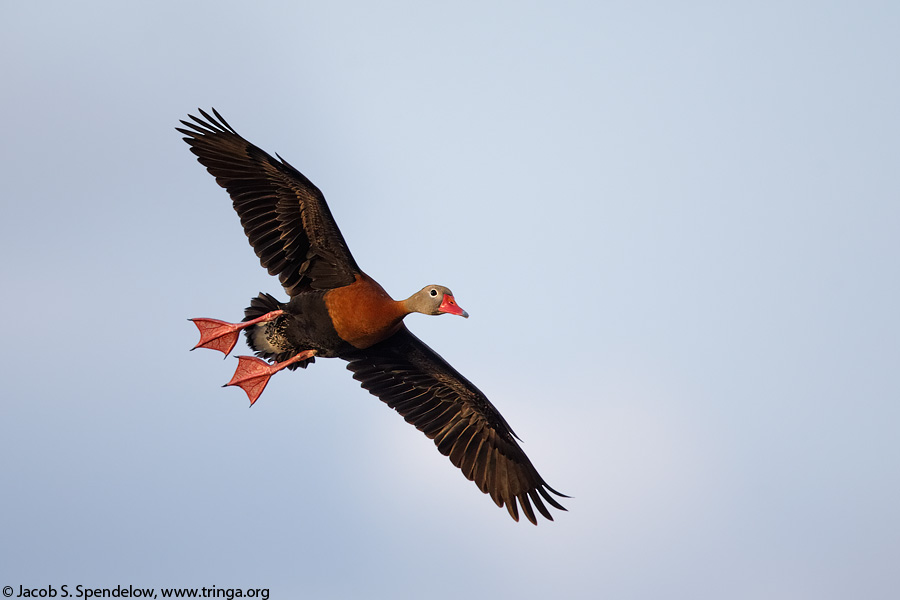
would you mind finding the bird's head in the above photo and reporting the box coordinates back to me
[406,285,469,318]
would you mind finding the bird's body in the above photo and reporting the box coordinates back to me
[180,109,566,524]
[242,273,405,363]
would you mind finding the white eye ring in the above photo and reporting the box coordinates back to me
[430,289,438,297]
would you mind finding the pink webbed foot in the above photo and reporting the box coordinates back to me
[224,350,318,406]
[189,310,284,357]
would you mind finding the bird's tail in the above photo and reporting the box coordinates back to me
[243,293,314,370]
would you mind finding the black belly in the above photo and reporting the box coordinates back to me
[282,293,354,358]
[243,291,353,364]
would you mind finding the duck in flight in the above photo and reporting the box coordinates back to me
[179,109,567,524]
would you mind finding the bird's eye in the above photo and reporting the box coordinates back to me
[430,289,438,297]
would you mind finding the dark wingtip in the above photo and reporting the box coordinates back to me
[544,483,572,500]
[537,484,569,512]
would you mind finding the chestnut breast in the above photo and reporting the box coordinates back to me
[325,273,407,349]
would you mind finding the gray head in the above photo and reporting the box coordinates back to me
[404,285,469,318]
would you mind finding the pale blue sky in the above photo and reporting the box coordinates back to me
[2,2,898,598]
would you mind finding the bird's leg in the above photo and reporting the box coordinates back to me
[224,350,318,406]
[188,310,284,357]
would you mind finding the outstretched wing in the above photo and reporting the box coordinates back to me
[344,326,567,524]
[178,108,360,295]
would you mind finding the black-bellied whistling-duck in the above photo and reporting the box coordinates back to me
[179,109,567,524]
